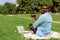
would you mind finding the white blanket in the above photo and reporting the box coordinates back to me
[17,26,60,39]
[24,31,60,39]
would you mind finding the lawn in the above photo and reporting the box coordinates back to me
[0,14,60,40]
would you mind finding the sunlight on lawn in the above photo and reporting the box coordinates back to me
[0,14,60,40]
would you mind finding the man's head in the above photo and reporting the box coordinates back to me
[41,5,50,14]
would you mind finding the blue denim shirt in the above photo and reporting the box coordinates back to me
[33,12,52,36]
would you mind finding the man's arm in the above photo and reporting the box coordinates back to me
[33,15,45,28]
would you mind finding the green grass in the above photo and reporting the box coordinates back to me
[0,14,60,40]
[52,14,60,21]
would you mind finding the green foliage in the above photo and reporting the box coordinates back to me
[0,6,9,14]
[0,0,60,14]
[16,0,60,14]
[0,2,16,14]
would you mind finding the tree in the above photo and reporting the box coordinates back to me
[0,5,9,14]
[3,2,16,14]
[16,0,53,13]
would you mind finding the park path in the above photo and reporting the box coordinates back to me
[19,17,60,24]
[52,21,60,24]
[7,15,60,24]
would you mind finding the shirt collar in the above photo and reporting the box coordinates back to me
[45,12,51,15]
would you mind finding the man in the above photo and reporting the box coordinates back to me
[29,5,52,36]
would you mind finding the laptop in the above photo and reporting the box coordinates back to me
[17,26,25,33]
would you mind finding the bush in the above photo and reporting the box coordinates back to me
[0,6,9,14]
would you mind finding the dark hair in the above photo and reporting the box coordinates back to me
[41,4,50,9]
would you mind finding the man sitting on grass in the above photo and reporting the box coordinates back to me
[29,5,52,37]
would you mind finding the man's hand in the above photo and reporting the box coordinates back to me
[29,23,37,34]
[29,23,33,29]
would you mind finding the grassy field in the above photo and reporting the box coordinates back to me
[0,14,60,40]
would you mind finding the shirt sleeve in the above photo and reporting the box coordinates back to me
[33,15,45,28]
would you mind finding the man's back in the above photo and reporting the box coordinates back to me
[33,12,52,36]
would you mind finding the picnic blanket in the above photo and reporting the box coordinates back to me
[24,31,60,39]
[17,26,60,39]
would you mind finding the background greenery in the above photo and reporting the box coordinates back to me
[0,0,60,14]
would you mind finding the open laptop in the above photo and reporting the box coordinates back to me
[17,26,25,33]
[17,26,31,34]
